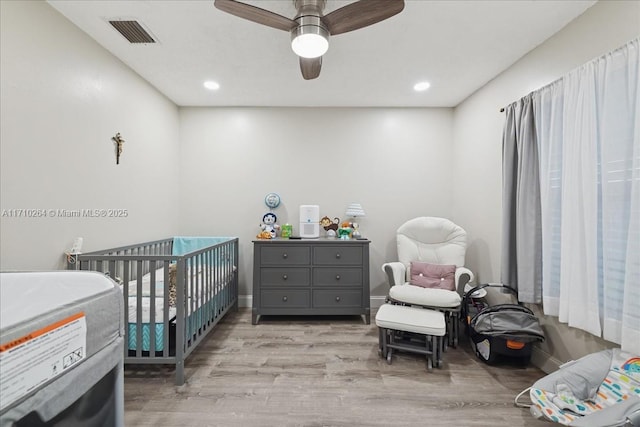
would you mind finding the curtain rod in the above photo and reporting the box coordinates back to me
[497,37,638,116]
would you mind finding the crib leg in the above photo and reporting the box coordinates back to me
[175,360,184,386]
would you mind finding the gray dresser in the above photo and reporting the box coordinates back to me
[252,238,371,325]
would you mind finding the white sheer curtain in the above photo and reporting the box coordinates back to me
[598,39,640,350]
[534,81,563,316]
[559,61,603,337]
[533,38,640,353]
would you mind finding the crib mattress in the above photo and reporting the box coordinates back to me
[0,271,123,424]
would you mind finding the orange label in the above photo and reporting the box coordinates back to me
[0,312,85,353]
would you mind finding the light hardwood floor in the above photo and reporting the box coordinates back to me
[124,309,549,426]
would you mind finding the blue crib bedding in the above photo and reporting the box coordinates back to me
[172,236,235,256]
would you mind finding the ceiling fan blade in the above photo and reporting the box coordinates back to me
[300,57,322,80]
[322,0,404,36]
[214,0,296,32]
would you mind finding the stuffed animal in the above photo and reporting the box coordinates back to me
[338,221,352,240]
[319,216,339,238]
[256,230,272,239]
[259,212,280,239]
[320,216,340,232]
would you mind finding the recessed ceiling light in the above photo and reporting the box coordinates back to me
[204,80,220,90]
[414,81,431,92]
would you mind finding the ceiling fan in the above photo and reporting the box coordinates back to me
[214,0,405,80]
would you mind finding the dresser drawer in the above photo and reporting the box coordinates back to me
[313,246,362,265]
[312,289,362,308]
[313,268,362,286]
[261,246,310,265]
[261,289,310,308]
[260,268,310,287]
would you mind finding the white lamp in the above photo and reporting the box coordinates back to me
[345,203,366,238]
[291,16,329,59]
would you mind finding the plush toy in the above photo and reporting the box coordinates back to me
[320,216,340,238]
[256,230,272,239]
[338,221,352,240]
[259,212,280,239]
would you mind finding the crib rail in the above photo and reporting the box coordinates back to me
[70,237,239,385]
[72,238,174,280]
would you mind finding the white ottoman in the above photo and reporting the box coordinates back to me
[375,303,446,370]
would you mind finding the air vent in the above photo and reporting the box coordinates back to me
[109,20,155,44]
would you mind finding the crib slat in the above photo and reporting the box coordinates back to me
[163,260,170,358]
[122,260,130,361]
[135,259,143,358]
[108,260,116,283]
[149,260,156,358]
[175,257,186,385]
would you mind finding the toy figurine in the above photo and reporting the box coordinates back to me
[259,212,280,239]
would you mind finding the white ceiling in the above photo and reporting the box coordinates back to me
[47,0,596,107]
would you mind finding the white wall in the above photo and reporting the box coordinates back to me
[452,0,640,369]
[0,1,181,270]
[178,107,453,300]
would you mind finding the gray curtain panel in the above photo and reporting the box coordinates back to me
[501,94,543,303]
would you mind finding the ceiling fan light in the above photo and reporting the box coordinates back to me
[291,17,329,59]
[292,33,328,58]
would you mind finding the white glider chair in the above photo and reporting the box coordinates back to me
[382,217,475,347]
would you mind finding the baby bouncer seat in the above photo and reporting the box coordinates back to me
[528,348,640,426]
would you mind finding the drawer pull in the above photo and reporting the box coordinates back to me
[335,275,341,280]
[282,274,288,280]
[282,253,288,259]
[335,296,341,302]
[335,253,341,259]
[282,296,288,302]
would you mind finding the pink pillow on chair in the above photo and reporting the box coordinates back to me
[410,261,456,291]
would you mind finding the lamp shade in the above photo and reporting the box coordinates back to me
[345,203,366,218]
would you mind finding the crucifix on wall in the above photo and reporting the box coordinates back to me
[111,132,124,164]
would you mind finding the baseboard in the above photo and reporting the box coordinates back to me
[238,295,252,308]
[370,296,387,309]
[239,295,387,310]
[531,346,563,374]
